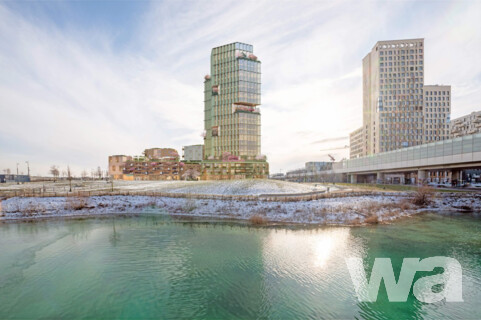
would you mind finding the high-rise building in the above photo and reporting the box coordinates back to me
[203,42,261,159]
[351,38,452,157]
[423,85,451,142]
[363,38,425,154]
[451,111,481,137]
[201,42,268,179]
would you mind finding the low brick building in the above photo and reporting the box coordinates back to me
[144,148,179,160]
[109,148,268,181]
[109,148,204,181]
[122,159,181,180]
[108,155,132,180]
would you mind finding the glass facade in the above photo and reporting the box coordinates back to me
[204,42,262,158]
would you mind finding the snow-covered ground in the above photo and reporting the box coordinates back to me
[0,179,328,195]
[1,192,479,225]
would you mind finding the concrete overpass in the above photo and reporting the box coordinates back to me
[283,133,481,184]
[332,133,481,184]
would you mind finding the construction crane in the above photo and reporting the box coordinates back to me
[328,154,336,162]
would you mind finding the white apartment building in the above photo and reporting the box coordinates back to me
[450,111,481,137]
[423,85,451,142]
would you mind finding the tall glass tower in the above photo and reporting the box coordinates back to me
[203,42,262,159]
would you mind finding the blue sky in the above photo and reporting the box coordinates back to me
[1,0,481,175]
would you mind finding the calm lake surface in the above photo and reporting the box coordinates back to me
[0,213,480,319]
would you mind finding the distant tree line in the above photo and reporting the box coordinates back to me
[49,165,108,182]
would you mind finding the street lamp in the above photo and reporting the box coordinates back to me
[16,162,19,184]
[25,161,30,179]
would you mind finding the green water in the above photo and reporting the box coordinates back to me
[0,214,480,319]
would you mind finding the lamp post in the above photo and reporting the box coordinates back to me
[25,161,30,179]
[16,163,19,184]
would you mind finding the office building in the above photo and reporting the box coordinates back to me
[363,38,425,154]
[201,42,268,179]
[203,42,262,159]
[423,85,451,142]
[351,38,452,157]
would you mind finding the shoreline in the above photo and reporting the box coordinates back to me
[1,191,480,226]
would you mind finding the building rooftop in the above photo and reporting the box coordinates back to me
[370,38,424,52]
[211,42,253,52]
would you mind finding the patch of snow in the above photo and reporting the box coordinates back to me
[1,192,479,225]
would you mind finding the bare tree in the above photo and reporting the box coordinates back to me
[81,170,88,180]
[97,166,103,180]
[182,168,200,181]
[3,168,11,174]
[67,166,73,192]
[50,165,60,182]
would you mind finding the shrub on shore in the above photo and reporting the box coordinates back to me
[183,198,198,212]
[64,196,88,211]
[411,186,434,206]
[249,214,267,225]
[364,214,379,224]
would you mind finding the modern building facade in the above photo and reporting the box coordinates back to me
[451,111,481,138]
[182,144,203,161]
[351,38,452,158]
[363,38,425,154]
[423,85,451,142]
[201,42,268,179]
[203,42,262,159]
[349,125,367,158]
[108,43,269,181]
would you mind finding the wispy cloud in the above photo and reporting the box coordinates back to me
[1,0,481,175]
[311,137,348,145]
